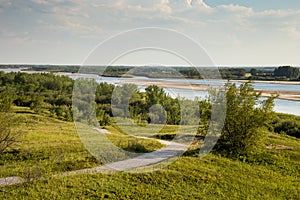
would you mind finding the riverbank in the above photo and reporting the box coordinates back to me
[231,79,300,85]
[2,69,300,103]
[122,79,300,101]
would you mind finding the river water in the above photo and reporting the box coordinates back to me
[70,74,300,116]
[1,69,300,116]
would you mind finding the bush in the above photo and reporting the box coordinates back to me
[274,120,300,138]
[213,82,275,158]
[0,88,14,112]
[0,113,22,153]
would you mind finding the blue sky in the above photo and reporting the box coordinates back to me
[1,0,300,66]
[206,0,300,11]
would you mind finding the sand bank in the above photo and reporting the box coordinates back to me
[231,79,300,85]
[122,79,300,101]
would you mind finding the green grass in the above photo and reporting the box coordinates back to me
[0,107,163,179]
[1,152,299,199]
[0,107,299,199]
[0,110,99,179]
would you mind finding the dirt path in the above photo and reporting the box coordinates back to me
[0,129,187,187]
[0,177,25,186]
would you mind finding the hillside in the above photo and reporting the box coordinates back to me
[0,107,299,199]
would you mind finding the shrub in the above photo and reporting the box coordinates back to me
[0,113,22,153]
[274,120,300,138]
[214,82,276,158]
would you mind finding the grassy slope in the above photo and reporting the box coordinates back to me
[0,108,299,199]
[0,107,163,179]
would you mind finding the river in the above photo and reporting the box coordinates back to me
[69,73,300,116]
[1,68,300,116]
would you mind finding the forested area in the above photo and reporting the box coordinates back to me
[1,71,299,138]
[1,65,300,80]
[0,72,204,126]
[0,72,73,121]
[274,66,300,80]
[0,71,299,158]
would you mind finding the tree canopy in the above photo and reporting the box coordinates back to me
[214,82,275,158]
[274,66,300,79]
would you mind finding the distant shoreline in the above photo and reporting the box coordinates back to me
[122,79,300,101]
[1,69,300,101]
[231,79,300,85]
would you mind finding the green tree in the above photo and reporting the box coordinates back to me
[112,84,138,118]
[250,68,257,76]
[163,97,181,125]
[0,89,14,112]
[198,99,212,135]
[145,85,166,106]
[215,82,275,158]
[97,108,112,126]
[274,66,300,79]
[0,113,21,153]
[30,96,44,113]
[145,85,168,123]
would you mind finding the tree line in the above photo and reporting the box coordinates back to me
[0,72,73,120]
[1,65,300,80]
[1,71,299,159]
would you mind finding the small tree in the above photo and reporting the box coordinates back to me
[215,82,275,158]
[30,96,44,113]
[0,87,21,153]
[0,88,14,112]
[0,113,21,153]
[250,68,257,76]
[274,66,300,79]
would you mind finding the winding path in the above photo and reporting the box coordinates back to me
[0,129,188,187]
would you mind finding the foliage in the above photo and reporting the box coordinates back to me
[274,120,300,138]
[0,72,74,121]
[250,68,257,76]
[0,110,163,178]
[110,84,184,125]
[0,107,299,199]
[220,68,246,79]
[0,113,21,153]
[30,96,44,114]
[214,82,276,158]
[97,108,112,126]
[274,66,300,79]
[0,72,197,126]
[0,69,300,199]
[0,87,14,112]
[1,129,299,199]
[272,113,300,138]
[26,65,79,73]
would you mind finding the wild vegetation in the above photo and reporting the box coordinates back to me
[0,71,299,199]
[213,82,276,159]
[0,107,163,178]
[1,64,300,80]
[272,113,300,138]
[0,72,298,156]
[0,108,299,199]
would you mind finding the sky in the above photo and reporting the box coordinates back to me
[1,0,300,66]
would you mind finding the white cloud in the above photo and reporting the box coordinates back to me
[186,0,211,9]
[155,0,172,14]
[217,4,253,14]
[31,0,48,5]
[284,26,300,39]
[1,0,300,65]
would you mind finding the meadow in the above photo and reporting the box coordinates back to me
[0,107,299,199]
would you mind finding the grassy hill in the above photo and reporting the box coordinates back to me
[0,107,299,199]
